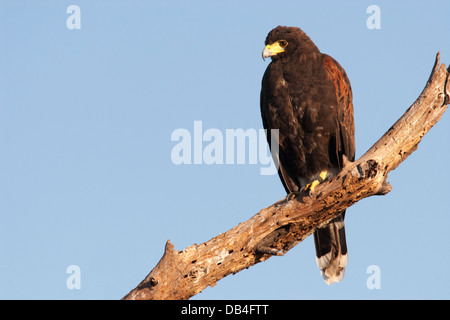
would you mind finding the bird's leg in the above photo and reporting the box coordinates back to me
[287,170,328,200]
[303,170,328,194]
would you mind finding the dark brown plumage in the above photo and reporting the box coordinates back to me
[260,26,355,284]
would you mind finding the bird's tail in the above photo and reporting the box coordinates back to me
[313,212,348,285]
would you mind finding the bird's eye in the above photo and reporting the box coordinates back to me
[279,40,288,48]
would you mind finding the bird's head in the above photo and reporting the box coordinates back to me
[262,26,319,61]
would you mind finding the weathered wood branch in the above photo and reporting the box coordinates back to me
[123,53,450,300]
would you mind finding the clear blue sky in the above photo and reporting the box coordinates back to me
[1,0,449,299]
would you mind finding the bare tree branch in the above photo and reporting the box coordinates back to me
[122,53,450,300]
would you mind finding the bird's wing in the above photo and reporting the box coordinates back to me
[260,81,299,194]
[323,54,356,164]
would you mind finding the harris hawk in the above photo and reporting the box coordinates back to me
[260,26,355,284]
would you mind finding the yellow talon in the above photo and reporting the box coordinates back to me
[309,180,320,193]
[305,170,328,193]
[305,180,320,193]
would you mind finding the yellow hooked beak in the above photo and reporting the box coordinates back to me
[262,41,287,61]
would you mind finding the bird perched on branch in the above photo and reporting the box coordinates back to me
[260,26,355,284]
